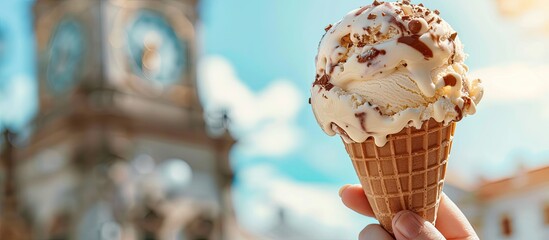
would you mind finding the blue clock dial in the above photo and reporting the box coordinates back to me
[126,11,187,86]
[46,19,85,94]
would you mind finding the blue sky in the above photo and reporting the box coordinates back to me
[199,0,549,181]
[3,0,549,238]
[199,0,549,236]
[0,0,37,131]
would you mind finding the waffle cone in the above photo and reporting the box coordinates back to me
[343,119,456,234]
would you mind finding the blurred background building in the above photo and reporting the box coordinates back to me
[1,0,246,239]
[1,0,549,239]
[444,167,549,240]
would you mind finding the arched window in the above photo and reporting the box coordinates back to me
[501,214,513,237]
[544,203,549,225]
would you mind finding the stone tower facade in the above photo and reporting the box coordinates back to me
[13,0,236,239]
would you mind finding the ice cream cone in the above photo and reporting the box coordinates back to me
[343,119,456,234]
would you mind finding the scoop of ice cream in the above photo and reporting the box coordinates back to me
[310,0,483,146]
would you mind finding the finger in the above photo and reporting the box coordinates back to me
[339,184,375,217]
[359,224,394,240]
[435,193,478,239]
[393,211,445,240]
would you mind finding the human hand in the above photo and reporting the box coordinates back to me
[339,184,479,240]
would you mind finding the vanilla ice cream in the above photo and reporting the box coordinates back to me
[311,0,483,146]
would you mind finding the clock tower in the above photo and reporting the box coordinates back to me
[15,0,238,239]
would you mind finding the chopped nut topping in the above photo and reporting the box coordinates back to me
[340,34,353,48]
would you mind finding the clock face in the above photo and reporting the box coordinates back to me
[126,10,187,87]
[46,19,85,94]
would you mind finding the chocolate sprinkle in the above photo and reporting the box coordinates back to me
[308,98,311,104]
[325,24,333,32]
[368,14,377,19]
[313,74,334,91]
[434,9,440,15]
[373,0,382,6]
[449,32,458,41]
[397,35,434,59]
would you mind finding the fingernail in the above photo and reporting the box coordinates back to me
[359,224,394,240]
[338,184,352,197]
[393,211,423,239]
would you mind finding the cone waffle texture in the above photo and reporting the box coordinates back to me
[343,119,456,234]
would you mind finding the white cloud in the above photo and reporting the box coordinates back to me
[470,63,549,103]
[449,63,549,181]
[234,165,374,239]
[497,0,549,34]
[198,56,304,156]
[0,74,37,130]
[242,123,302,156]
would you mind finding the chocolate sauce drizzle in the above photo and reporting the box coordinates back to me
[454,97,472,121]
[448,33,458,64]
[443,74,457,86]
[357,48,386,65]
[462,96,472,111]
[454,106,463,121]
[397,35,433,59]
[354,112,367,131]
[408,20,422,34]
[389,16,408,36]
[355,6,369,16]
[331,123,351,139]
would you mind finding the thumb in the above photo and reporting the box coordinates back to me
[392,211,445,240]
